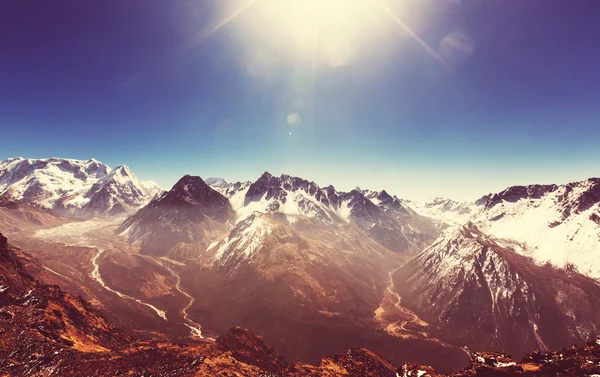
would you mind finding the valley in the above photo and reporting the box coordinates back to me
[19,217,211,340]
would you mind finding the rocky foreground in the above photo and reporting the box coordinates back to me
[1,233,599,376]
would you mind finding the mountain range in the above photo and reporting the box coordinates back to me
[1,156,600,375]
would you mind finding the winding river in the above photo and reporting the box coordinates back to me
[91,248,168,320]
[157,259,207,338]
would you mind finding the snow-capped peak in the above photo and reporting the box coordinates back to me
[206,172,424,225]
[112,164,133,177]
[239,172,354,223]
[79,164,161,216]
[0,157,160,218]
[210,212,273,266]
[362,189,412,214]
[407,177,600,279]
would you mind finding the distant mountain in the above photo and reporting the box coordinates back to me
[204,177,230,189]
[207,178,252,202]
[0,158,160,218]
[393,222,600,358]
[362,189,413,214]
[76,165,162,217]
[408,197,478,228]
[115,175,235,259]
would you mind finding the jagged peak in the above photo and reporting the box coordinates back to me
[258,171,273,180]
[164,176,216,201]
[93,165,138,186]
[460,221,482,236]
[160,175,231,208]
[174,174,205,186]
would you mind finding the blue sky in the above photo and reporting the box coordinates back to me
[1,0,599,200]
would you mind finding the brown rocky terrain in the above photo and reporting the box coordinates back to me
[2,231,600,376]
[9,235,191,341]
[400,340,600,376]
[0,195,70,234]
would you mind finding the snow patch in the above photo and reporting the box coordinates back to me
[212,214,272,265]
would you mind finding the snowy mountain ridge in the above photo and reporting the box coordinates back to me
[206,172,439,254]
[409,178,600,279]
[210,173,418,224]
[0,157,161,218]
[472,178,600,278]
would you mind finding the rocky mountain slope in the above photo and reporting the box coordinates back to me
[181,210,471,371]
[116,175,234,259]
[114,173,467,370]
[0,194,69,234]
[118,172,439,260]
[0,157,160,218]
[393,222,600,359]
[401,340,600,376]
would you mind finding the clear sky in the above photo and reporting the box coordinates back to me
[1,0,599,200]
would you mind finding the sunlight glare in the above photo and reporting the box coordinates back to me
[246,0,375,66]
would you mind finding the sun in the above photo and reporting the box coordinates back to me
[241,0,377,66]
